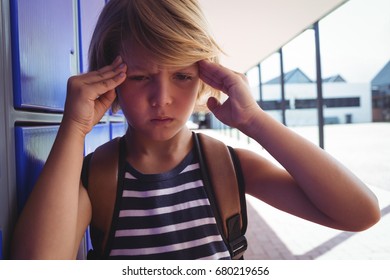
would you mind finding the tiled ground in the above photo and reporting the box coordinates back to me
[200,123,390,260]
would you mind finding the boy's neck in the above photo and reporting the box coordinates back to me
[124,127,193,174]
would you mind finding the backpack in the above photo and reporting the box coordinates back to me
[83,132,248,259]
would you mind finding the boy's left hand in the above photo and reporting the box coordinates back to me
[198,60,260,131]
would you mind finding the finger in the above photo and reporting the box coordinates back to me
[84,56,126,84]
[198,60,225,90]
[200,60,247,86]
[89,70,126,100]
[207,96,221,112]
[198,60,243,95]
[94,89,117,117]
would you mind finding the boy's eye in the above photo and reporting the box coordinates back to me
[175,73,193,81]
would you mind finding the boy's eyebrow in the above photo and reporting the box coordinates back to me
[126,63,198,73]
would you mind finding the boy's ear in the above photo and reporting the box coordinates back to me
[110,89,121,114]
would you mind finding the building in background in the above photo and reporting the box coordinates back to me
[251,68,371,126]
[371,61,390,122]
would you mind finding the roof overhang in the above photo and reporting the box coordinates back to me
[199,0,349,72]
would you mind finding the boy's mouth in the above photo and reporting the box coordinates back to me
[150,117,174,124]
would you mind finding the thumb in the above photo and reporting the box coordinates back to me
[95,89,117,117]
[207,96,221,113]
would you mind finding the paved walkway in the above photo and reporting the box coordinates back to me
[200,123,390,260]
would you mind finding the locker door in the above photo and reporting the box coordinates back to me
[78,0,106,73]
[14,125,59,213]
[85,123,110,155]
[0,229,3,260]
[10,0,76,111]
[110,122,127,139]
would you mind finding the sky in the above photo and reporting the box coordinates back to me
[248,0,390,85]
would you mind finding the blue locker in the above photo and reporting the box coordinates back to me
[15,124,110,213]
[78,0,106,73]
[110,108,124,117]
[85,123,110,155]
[110,122,127,139]
[10,0,75,111]
[14,125,59,213]
[0,229,3,260]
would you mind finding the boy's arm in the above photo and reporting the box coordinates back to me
[235,110,380,231]
[199,60,380,232]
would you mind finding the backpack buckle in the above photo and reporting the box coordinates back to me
[229,235,248,260]
[227,214,247,259]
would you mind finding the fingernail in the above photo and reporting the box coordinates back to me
[119,63,125,68]
[114,56,121,63]
[199,60,209,67]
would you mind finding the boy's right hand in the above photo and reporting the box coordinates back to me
[63,56,127,137]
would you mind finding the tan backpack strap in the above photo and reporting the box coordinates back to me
[87,137,122,257]
[89,137,121,192]
[194,133,247,259]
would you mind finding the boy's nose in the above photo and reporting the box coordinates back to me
[150,79,173,107]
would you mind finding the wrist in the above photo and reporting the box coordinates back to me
[58,118,88,143]
[236,108,267,137]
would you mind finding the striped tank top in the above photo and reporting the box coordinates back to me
[106,148,231,260]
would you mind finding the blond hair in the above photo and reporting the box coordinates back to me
[89,0,222,112]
